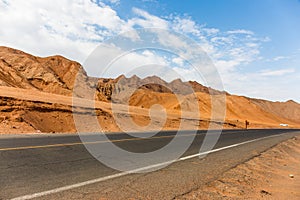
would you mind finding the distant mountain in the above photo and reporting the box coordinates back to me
[0,46,224,101]
[96,74,226,103]
[250,98,300,124]
[0,46,299,133]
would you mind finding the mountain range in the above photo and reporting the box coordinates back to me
[0,46,299,133]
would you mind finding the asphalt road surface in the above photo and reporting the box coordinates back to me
[0,129,299,200]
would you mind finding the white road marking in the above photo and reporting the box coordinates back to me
[11,134,283,200]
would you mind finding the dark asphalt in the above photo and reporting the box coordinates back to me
[0,129,299,199]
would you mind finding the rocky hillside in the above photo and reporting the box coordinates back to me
[0,46,299,133]
[0,46,224,102]
[0,46,96,97]
[251,99,300,124]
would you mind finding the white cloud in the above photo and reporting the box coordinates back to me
[172,57,184,66]
[107,0,120,5]
[129,7,169,29]
[221,69,300,102]
[211,36,232,45]
[259,68,295,76]
[85,44,170,78]
[227,29,254,35]
[0,0,137,62]
[0,0,263,74]
[214,60,240,72]
[203,28,219,36]
[171,16,201,36]
[272,56,290,61]
[2,0,298,101]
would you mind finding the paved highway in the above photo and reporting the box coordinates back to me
[0,129,299,200]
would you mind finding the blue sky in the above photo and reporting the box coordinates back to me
[0,0,299,102]
[113,0,300,72]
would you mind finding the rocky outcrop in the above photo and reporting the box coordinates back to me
[0,46,226,102]
[0,46,95,97]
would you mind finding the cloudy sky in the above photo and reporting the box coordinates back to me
[0,0,299,102]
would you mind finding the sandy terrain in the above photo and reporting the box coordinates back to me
[0,86,229,134]
[179,136,300,199]
[0,46,300,134]
[1,85,299,134]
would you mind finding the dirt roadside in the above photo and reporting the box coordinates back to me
[178,136,300,200]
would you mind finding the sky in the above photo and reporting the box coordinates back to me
[0,0,299,102]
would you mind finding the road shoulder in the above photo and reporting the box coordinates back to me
[178,135,300,199]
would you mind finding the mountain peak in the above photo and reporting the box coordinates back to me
[0,46,91,97]
[286,99,298,104]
